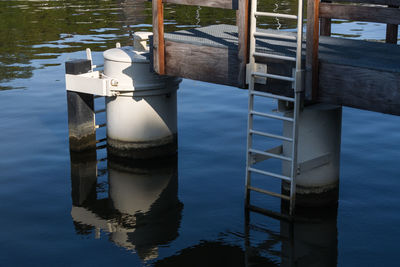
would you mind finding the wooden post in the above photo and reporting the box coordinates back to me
[320,0,331,36]
[65,59,96,152]
[386,5,399,44]
[152,0,165,74]
[237,0,250,88]
[306,0,320,101]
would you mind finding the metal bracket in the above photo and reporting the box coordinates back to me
[246,63,251,85]
[251,147,331,174]
[65,71,116,97]
[246,63,268,85]
[298,153,332,174]
[293,68,305,93]
[251,145,283,165]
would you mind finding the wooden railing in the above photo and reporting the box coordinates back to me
[306,0,400,101]
[163,0,239,9]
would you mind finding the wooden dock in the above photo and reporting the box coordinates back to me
[151,0,400,116]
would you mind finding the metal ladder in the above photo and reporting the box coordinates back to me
[245,0,304,216]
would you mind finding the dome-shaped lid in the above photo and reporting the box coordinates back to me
[103,47,148,63]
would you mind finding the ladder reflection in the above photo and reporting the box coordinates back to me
[245,205,338,266]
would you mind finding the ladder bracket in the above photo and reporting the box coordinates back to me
[246,63,268,85]
[293,69,305,93]
[250,145,283,164]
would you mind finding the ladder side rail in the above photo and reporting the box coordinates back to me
[289,0,305,215]
[246,0,306,216]
[245,0,258,206]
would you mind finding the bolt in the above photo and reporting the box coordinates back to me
[110,79,118,86]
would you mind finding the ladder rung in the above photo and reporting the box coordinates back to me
[247,205,292,221]
[95,123,106,129]
[96,138,107,144]
[250,110,294,122]
[95,108,106,114]
[96,144,107,150]
[97,157,107,162]
[254,11,297,20]
[249,148,292,162]
[252,72,294,82]
[253,52,296,62]
[250,90,295,102]
[254,31,297,41]
[248,186,291,200]
[249,129,293,142]
[248,167,292,182]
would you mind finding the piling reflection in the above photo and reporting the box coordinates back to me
[245,206,338,266]
[69,150,183,262]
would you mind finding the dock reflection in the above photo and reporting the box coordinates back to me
[245,205,338,266]
[69,150,183,262]
[69,150,337,265]
[152,206,337,266]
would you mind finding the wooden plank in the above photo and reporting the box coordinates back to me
[163,0,238,10]
[320,18,331,36]
[164,40,239,86]
[306,0,320,101]
[237,0,250,88]
[331,0,400,5]
[320,3,400,25]
[318,62,400,116]
[152,0,165,74]
[386,5,399,44]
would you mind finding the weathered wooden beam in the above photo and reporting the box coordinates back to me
[65,59,96,152]
[386,5,399,44]
[331,0,400,5]
[320,1,332,36]
[318,62,400,116]
[386,24,399,44]
[237,0,250,88]
[320,3,400,25]
[152,0,165,74]
[164,40,239,86]
[306,0,320,101]
[163,0,238,9]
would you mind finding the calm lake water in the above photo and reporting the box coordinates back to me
[0,0,399,266]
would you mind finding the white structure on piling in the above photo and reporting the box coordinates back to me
[65,32,181,158]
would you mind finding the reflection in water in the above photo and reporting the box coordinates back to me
[0,0,142,90]
[119,0,148,31]
[245,206,338,266]
[148,205,338,266]
[70,150,183,262]
[69,150,337,265]
[69,148,337,265]
[154,241,276,267]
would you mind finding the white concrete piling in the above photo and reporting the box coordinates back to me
[282,104,342,207]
